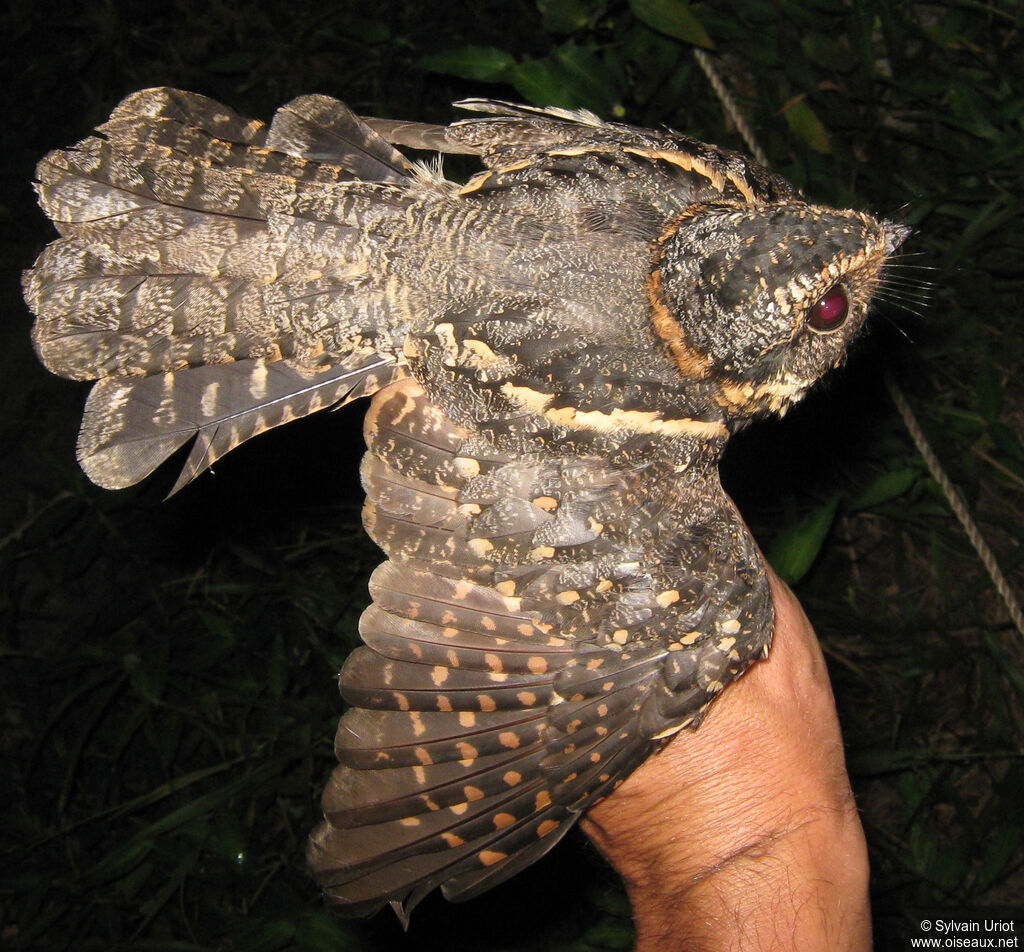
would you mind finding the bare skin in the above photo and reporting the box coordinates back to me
[581,567,872,952]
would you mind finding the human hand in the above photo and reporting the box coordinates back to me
[581,566,872,952]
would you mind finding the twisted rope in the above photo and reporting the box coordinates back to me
[692,49,770,167]
[885,379,1024,636]
[693,48,1024,639]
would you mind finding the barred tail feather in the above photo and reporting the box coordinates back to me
[78,355,399,492]
[25,87,418,489]
[266,94,412,179]
[105,87,269,146]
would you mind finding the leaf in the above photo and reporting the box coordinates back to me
[781,96,831,153]
[294,910,366,952]
[800,33,857,72]
[974,357,1002,420]
[206,812,248,865]
[989,421,1024,464]
[205,51,260,74]
[945,197,1014,263]
[986,634,1024,702]
[850,467,919,510]
[846,748,928,775]
[553,44,621,113]
[766,495,839,584]
[897,767,943,816]
[536,0,596,33]
[89,760,280,870]
[234,919,296,952]
[418,45,517,83]
[86,839,154,885]
[511,58,596,111]
[977,827,1023,890]
[628,0,713,48]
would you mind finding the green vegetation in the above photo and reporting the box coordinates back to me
[1,1,1021,949]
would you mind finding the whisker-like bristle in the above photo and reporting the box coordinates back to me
[872,291,930,321]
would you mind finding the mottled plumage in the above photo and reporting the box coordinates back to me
[23,88,908,921]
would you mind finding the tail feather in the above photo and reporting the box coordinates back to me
[266,94,412,180]
[77,355,398,491]
[26,239,294,380]
[25,87,418,489]
[106,88,268,145]
[36,137,271,224]
[102,88,415,186]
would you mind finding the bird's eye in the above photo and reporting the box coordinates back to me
[807,285,849,333]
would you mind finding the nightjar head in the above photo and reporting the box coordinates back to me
[649,201,911,419]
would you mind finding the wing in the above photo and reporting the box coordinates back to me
[308,378,772,920]
[368,98,798,211]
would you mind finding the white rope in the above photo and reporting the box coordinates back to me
[692,48,1024,640]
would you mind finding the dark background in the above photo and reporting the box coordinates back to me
[1,1,1021,949]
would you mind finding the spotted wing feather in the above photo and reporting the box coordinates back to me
[310,378,772,918]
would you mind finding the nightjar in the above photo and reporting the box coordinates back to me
[23,89,908,921]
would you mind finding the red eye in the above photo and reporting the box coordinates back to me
[808,286,849,332]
